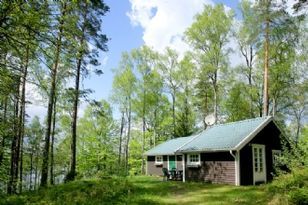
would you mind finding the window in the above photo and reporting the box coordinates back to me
[272,150,281,165]
[187,154,200,166]
[155,156,163,165]
[253,145,265,172]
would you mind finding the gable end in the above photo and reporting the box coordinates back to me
[234,117,273,151]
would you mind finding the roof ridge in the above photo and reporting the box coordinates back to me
[211,116,271,128]
[175,129,206,153]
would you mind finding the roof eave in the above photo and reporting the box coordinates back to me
[144,152,175,156]
[176,148,234,154]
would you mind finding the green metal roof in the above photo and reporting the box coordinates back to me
[144,117,273,155]
[178,116,272,152]
[144,135,195,156]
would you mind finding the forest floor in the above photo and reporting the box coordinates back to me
[1,176,273,205]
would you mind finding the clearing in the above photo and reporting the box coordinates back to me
[1,176,272,205]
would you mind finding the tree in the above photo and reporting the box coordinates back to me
[158,48,181,137]
[236,0,261,117]
[112,53,136,174]
[0,0,48,194]
[77,100,117,177]
[41,0,75,187]
[223,82,251,122]
[26,116,44,190]
[185,4,233,124]
[254,0,299,117]
[131,46,159,174]
[67,0,109,182]
[176,54,196,137]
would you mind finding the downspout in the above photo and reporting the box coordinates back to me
[182,154,185,182]
[229,150,236,158]
[229,150,239,186]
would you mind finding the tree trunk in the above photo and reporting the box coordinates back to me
[50,96,57,185]
[41,2,66,187]
[125,98,132,175]
[171,92,176,138]
[203,92,208,129]
[141,87,146,175]
[29,152,33,190]
[263,3,269,117]
[184,86,189,135]
[153,109,157,147]
[0,97,8,166]
[18,44,29,193]
[68,3,88,181]
[248,46,254,117]
[213,84,218,124]
[118,111,125,168]
[34,151,38,190]
[68,37,84,182]
[8,92,20,194]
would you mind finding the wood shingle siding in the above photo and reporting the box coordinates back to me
[147,156,167,176]
[186,152,236,185]
[176,155,183,170]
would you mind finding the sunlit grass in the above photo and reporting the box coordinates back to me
[127,176,271,205]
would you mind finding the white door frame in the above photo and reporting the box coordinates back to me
[252,144,267,185]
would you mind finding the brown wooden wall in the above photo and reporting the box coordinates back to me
[185,152,236,185]
[239,121,282,185]
[147,156,167,176]
[176,155,183,170]
[147,155,184,176]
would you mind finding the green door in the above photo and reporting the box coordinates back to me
[168,156,176,170]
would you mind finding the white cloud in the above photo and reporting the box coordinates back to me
[127,0,214,55]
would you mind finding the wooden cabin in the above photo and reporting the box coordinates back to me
[145,117,284,185]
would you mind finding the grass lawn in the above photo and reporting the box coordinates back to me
[128,176,271,205]
[1,176,273,205]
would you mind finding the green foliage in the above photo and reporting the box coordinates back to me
[77,100,118,177]
[185,4,233,123]
[0,177,131,205]
[290,188,308,205]
[223,83,251,122]
[278,127,308,172]
[128,131,143,176]
[268,168,308,205]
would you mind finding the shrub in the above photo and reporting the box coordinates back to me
[0,177,133,205]
[290,188,308,205]
[269,168,308,205]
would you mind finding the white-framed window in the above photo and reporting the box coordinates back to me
[272,150,281,165]
[187,153,201,166]
[155,155,163,165]
[253,147,264,172]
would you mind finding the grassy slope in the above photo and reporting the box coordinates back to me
[1,176,272,205]
[128,176,270,205]
[1,177,131,205]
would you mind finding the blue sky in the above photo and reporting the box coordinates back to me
[83,0,143,102]
[83,0,242,108]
